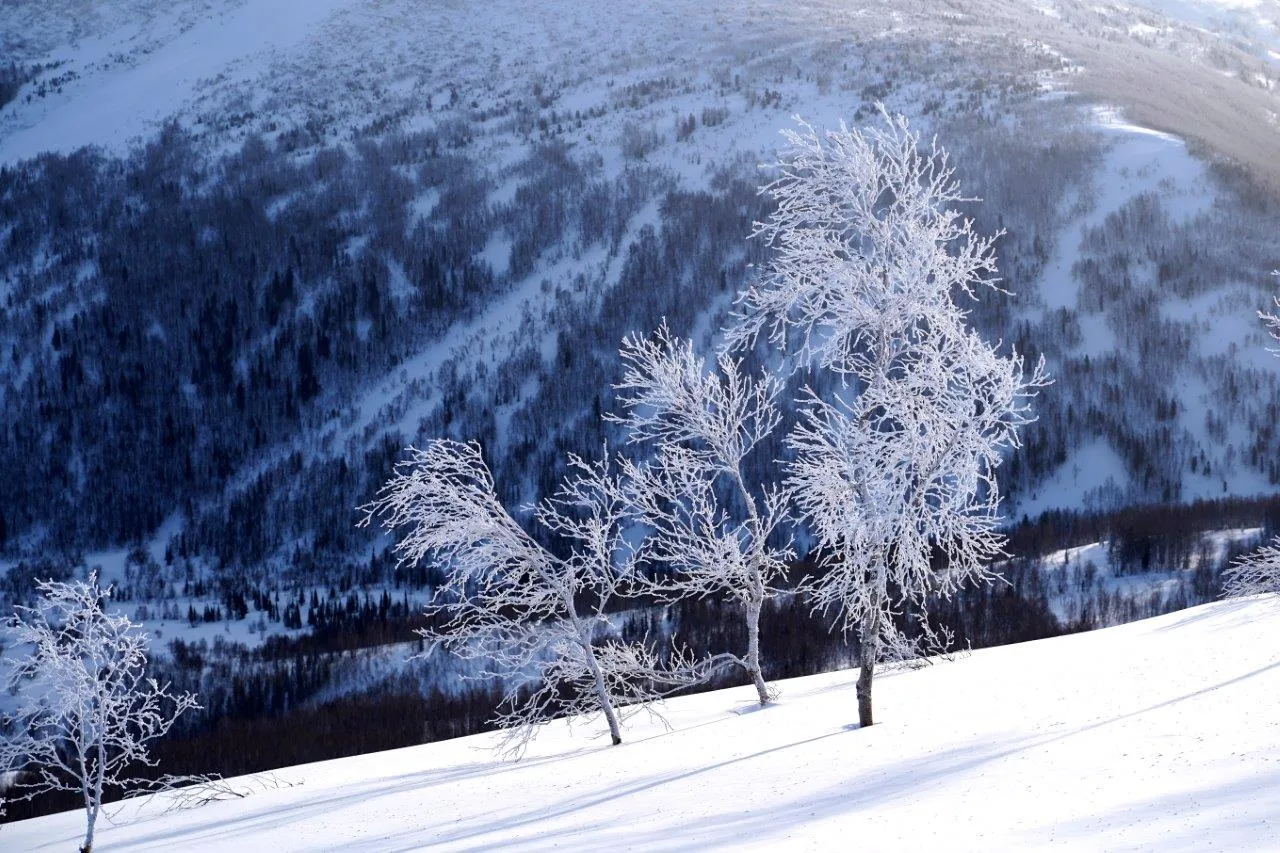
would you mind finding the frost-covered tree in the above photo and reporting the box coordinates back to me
[1261,271,1280,346]
[1222,537,1280,597]
[0,573,199,853]
[1222,272,1280,598]
[613,324,793,705]
[360,440,696,754]
[732,111,1046,727]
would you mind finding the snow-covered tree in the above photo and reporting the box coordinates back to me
[0,573,199,853]
[1222,272,1280,598]
[613,323,793,705]
[1222,537,1280,597]
[1261,272,1280,347]
[360,440,698,754]
[732,111,1046,727]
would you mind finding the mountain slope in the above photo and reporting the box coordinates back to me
[4,0,1280,786]
[7,596,1280,851]
[2,0,1277,565]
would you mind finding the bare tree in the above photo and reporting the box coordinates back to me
[360,440,698,755]
[0,573,199,853]
[613,323,792,705]
[732,111,1046,728]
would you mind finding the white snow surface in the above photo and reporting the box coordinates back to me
[8,596,1280,851]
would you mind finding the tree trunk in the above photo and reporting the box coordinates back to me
[731,471,771,708]
[745,598,769,706]
[79,748,99,853]
[593,663,623,746]
[856,609,881,728]
[856,655,875,728]
[81,805,98,853]
[565,596,623,746]
[581,638,623,745]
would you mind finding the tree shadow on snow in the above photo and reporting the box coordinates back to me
[1019,765,1280,851]
[108,746,596,851]
[1154,595,1280,633]
[337,727,855,853]
[94,660,1280,852]
[370,658,1280,852]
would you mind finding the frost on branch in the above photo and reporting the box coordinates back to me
[788,328,1045,621]
[0,572,199,853]
[1259,270,1280,352]
[876,617,964,673]
[360,440,704,755]
[733,111,1047,728]
[1222,538,1280,598]
[728,109,1002,373]
[613,323,792,705]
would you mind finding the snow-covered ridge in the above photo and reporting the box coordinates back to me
[2,0,1277,167]
[7,596,1280,851]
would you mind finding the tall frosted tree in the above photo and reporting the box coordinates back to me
[0,573,199,853]
[613,323,792,705]
[361,440,697,754]
[731,111,1046,727]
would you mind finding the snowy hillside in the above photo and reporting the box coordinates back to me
[4,0,1280,798]
[7,596,1280,851]
[2,0,1277,569]
[1127,0,1280,60]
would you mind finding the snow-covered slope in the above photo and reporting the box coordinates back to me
[1012,106,1276,517]
[8,596,1280,851]
[3,0,1280,775]
[0,0,347,163]
[1126,0,1280,60]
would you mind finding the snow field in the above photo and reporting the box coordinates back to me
[7,596,1280,851]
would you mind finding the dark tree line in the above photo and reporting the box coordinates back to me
[0,62,32,110]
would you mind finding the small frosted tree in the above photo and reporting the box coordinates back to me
[0,573,199,853]
[360,440,697,754]
[1222,272,1280,598]
[613,324,792,705]
[731,111,1046,727]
